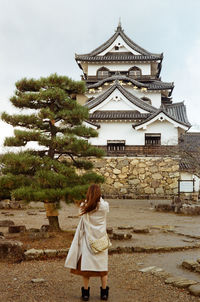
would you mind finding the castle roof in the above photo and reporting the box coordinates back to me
[89,110,150,121]
[85,81,157,113]
[75,23,163,63]
[87,74,174,95]
[133,103,191,129]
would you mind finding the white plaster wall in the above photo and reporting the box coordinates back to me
[89,88,149,113]
[180,172,200,192]
[87,63,151,76]
[98,36,141,56]
[141,120,179,145]
[88,120,178,146]
[125,88,161,108]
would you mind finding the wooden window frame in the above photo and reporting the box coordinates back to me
[145,133,161,146]
[128,66,142,77]
[107,140,125,151]
[97,67,110,79]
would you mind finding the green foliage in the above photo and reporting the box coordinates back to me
[0,74,104,204]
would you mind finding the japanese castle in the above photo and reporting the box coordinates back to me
[75,22,191,156]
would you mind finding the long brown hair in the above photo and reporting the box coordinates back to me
[80,184,101,215]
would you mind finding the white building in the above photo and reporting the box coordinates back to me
[75,22,191,157]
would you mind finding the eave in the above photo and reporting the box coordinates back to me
[87,75,174,93]
[75,23,162,59]
[133,109,191,131]
[85,81,157,113]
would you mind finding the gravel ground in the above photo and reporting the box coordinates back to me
[2,199,200,301]
[1,254,200,302]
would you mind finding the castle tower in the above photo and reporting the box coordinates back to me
[75,22,191,156]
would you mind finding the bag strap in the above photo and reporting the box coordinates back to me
[86,213,92,236]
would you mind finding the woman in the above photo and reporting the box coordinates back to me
[65,184,110,301]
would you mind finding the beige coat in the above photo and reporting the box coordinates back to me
[64,198,109,271]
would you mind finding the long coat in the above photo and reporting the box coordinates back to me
[64,198,109,271]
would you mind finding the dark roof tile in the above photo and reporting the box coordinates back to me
[89,110,150,121]
[87,75,174,91]
[76,24,162,59]
[85,81,157,113]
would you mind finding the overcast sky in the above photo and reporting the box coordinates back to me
[1,0,200,150]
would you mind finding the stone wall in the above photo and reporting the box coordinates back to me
[91,157,180,199]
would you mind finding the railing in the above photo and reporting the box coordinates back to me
[85,74,157,83]
[94,145,178,157]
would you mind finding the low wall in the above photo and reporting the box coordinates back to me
[91,157,180,199]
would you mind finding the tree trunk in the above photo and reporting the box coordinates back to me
[44,202,61,231]
[47,216,61,231]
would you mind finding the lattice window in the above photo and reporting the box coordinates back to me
[145,134,161,146]
[97,67,110,79]
[107,140,125,151]
[129,66,141,78]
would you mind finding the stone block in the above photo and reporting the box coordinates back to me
[112,232,132,240]
[9,201,21,209]
[120,188,127,194]
[9,225,26,233]
[182,260,198,270]
[0,239,24,262]
[57,248,69,257]
[132,227,150,234]
[113,168,121,174]
[174,279,197,288]
[130,159,139,165]
[113,182,122,189]
[106,178,113,185]
[164,277,184,284]
[24,248,44,260]
[121,167,128,173]
[118,226,133,230]
[128,179,139,185]
[189,284,200,296]
[27,232,49,240]
[31,278,45,283]
[44,249,57,257]
[139,266,157,273]
[144,187,154,194]
[0,199,11,209]
[155,204,173,212]
[107,227,113,234]
[117,159,129,169]
[152,173,162,180]
[0,220,15,227]
[155,188,164,195]
[4,213,14,217]
[149,166,158,173]
[93,161,105,168]
[27,211,37,215]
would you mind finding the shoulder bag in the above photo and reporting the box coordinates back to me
[87,213,112,254]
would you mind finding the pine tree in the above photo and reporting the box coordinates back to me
[0,74,104,230]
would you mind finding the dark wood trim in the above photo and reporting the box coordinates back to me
[93,145,178,156]
[86,74,157,83]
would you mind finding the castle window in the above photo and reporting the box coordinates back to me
[141,97,152,105]
[107,140,125,151]
[128,66,141,78]
[97,67,110,79]
[145,133,161,146]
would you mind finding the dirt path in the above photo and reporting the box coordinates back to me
[2,199,200,301]
[1,254,200,302]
